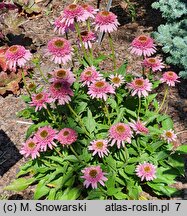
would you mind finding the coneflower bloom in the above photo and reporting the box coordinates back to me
[57,128,78,146]
[162,129,177,144]
[49,68,75,85]
[30,92,52,112]
[160,71,180,87]
[95,11,119,33]
[5,45,32,71]
[47,37,73,64]
[60,4,86,26]
[88,139,109,158]
[81,4,98,20]
[136,162,157,181]
[109,74,125,88]
[34,126,57,151]
[49,81,73,105]
[54,15,75,35]
[142,57,165,72]
[129,35,156,57]
[20,137,40,159]
[127,77,152,98]
[129,119,149,135]
[81,165,108,189]
[88,80,115,101]
[109,123,133,148]
[80,66,102,86]
[79,30,97,49]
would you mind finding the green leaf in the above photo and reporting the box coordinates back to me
[93,54,107,66]
[4,178,35,192]
[86,190,105,200]
[34,180,50,200]
[75,102,87,114]
[125,108,137,118]
[104,155,116,170]
[176,145,187,154]
[84,108,96,134]
[114,192,128,199]
[57,187,81,200]
[124,164,135,175]
[162,117,173,130]
[48,188,57,200]
[64,155,79,163]
[117,61,128,75]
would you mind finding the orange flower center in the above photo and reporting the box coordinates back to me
[89,169,97,178]
[68,4,77,10]
[101,11,110,16]
[147,58,156,64]
[28,142,35,149]
[28,83,36,90]
[9,45,18,53]
[40,130,48,138]
[35,93,44,100]
[112,77,120,84]
[56,70,67,78]
[96,141,104,149]
[85,71,92,76]
[95,81,105,88]
[138,35,148,43]
[54,40,64,48]
[116,125,125,133]
[81,4,88,9]
[165,131,172,138]
[63,131,69,136]
[135,79,144,87]
[144,166,151,173]
[54,82,62,89]
[167,71,174,77]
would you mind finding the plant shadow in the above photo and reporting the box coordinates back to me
[0,129,22,176]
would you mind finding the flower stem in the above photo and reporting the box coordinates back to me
[54,148,63,157]
[21,70,31,97]
[108,33,116,71]
[46,107,56,123]
[36,65,48,83]
[137,96,141,118]
[156,85,168,114]
[67,104,91,137]
[70,145,85,165]
[103,101,111,126]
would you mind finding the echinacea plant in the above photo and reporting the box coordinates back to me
[5,2,187,200]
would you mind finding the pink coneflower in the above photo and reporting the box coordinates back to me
[160,71,180,87]
[127,77,152,98]
[20,137,40,159]
[95,11,119,33]
[49,68,75,85]
[81,165,108,189]
[162,129,177,144]
[49,80,73,105]
[88,80,115,101]
[80,66,102,86]
[81,4,98,20]
[61,4,86,26]
[79,30,97,49]
[57,128,78,146]
[47,37,73,64]
[109,123,133,148]
[54,15,75,35]
[5,45,32,70]
[34,126,57,151]
[129,35,156,57]
[88,139,109,158]
[142,57,165,72]
[30,92,52,112]
[129,119,149,135]
[109,74,125,88]
[136,162,157,181]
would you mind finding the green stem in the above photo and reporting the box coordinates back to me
[137,96,141,118]
[156,86,168,114]
[21,70,31,97]
[104,101,111,126]
[54,148,63,157]
[108,33,116,71]
[37,65,48,83]
[70,145,85,165]
[87,20,91,32]
[46,107,56,123]
[74,22,90,65]
[67,104,91,137]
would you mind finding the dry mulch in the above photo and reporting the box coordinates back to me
[0,0,187,199]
